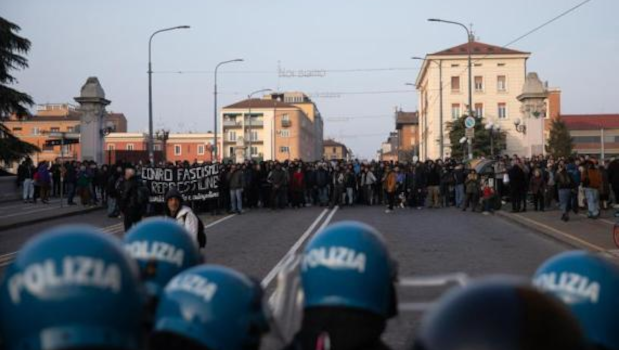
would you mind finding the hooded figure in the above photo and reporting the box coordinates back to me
[164,188,200,247]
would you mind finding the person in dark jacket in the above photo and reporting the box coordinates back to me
[315,164,329,206]
[227,164,244,214]
[529,168,546,211]
[64,161,77,205]
[120,168,142,231]
[508,160,527,212]
[17,159,35,203]
[269,162,286,210]
[426,161,441,208]
[607,158,619,207]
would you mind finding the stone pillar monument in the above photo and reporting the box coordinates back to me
[234,137,247,164]
[517,72,548,158]
[74,77,110,163]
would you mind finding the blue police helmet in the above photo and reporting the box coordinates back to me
[0,225,143,350]
[301,221,397,318]
[533,251,619,350]
[413,277,586,350]
[123,217,202,299]
[151,265,270,350]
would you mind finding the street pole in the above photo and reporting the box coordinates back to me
[428,18,473,160]
[148,25,190,165]
[214,59,243,162]
[60,133,64,208]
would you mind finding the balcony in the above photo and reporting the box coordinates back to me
[281,120,291,127]
[246,120,264,127]
[223,120,242,128]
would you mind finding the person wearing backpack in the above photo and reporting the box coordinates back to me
[164,188,207,250]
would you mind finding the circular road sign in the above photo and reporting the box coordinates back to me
[464,116,476,129]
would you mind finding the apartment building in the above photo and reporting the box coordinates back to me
[415,41,530,159]
[395,110,420,158]
[220,92,324,161]
[323,139,349,161]
[105,133,215,164]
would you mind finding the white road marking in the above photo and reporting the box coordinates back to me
[261,207,337,289]
[0,206,60,218]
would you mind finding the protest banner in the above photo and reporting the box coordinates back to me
[141,164,220,203]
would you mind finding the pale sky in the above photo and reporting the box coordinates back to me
[2,0,618,159]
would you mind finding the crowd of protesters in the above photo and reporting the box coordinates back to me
[15,153,619,225]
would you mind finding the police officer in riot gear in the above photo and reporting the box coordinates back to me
[0,225,144,350]
[411,277,587,350]
[150,265,270,350]
[534,251,619,350]
[284,221,398,350]
[123,217,203,327]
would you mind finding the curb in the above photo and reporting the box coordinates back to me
[495,210,588,250]
[0,206,103,232]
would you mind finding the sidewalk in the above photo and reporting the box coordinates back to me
[496,205,619,260]
[0,199,103,231]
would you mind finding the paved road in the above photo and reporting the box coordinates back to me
[0,205,571,349]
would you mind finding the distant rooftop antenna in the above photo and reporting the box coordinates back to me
[469,23,475,42]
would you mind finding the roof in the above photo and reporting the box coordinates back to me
[561,114,619,130]
[396,111,418,127]
[323,139,347,148]
[223,99,296,109]
[4,112,126,123]
[430,41,529,56]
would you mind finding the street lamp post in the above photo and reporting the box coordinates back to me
[214,59,244,162]
[412,56,444,160]
[246,88,272,161]
[429,18,473,160]
[485,123,501,158]
[148,25,190,164]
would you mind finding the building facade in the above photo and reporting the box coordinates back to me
[415,41,531,159]
[562,114,619,159]
[323,139,349,160]
[3,103,127,164]
[220,92,324,162]
[395,110,420,160]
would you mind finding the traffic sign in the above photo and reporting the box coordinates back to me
[465,128,475,139]
[464,116,476,129]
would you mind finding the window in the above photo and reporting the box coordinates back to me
[451,76,460,93]
[198,145,205,155]
[474,103,484,118]
[573,136,602,143]
[332,147,337,153]
[250,131,258,141]
[497,75,507,92]
[228,131,236,142]
[280,129,290,137]
[451,64,460,68]
[50,127,60,133]
[282,114,290,122]
[250,146,258,156]
[229,147,234,156]
[107,144,115,151]
[174,145,182,155]
[497,63,506,67]
[154,144,161,151]
[280,146,290,153]
[498,103,507,119]
[32,127,40,135]
[474,76,484,92]
[474,63,482,67]
[451,104,461,120]
[12,127,22,132]
[126,144,134,151]
[67,126,74,132]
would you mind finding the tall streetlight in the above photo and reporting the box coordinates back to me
[428,18,474,159]
[214,59,244,162]
[412,56,444,160]
[246,88,272,160]
[148,25,190,164]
